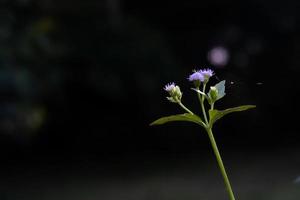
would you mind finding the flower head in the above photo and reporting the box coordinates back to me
[200,68,214,82]
[164,82,176,92]
[188,71,205,82]
[164,82,182,103]
[188,70,204,87]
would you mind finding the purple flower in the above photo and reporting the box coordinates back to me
[164,82,176,92]
[200,68,214,78]
[164,82,182,103]
[188,71,204,82]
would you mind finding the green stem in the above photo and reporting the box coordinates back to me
[198,84,209,124]
[206,128,236,200]
[211,102,214,110]
[178,102,194,115]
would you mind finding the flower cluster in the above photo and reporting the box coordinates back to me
[188,69,214,86]
[164,68,215,103]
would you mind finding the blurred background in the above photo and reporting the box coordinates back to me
[0,0,300,199]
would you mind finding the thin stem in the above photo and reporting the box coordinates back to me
[206,128,236,200]
[178,102,194,115]
[211,102,214,110]
[198,83,209,124]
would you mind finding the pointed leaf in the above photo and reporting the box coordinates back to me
[191,88,209,100]
[191,88,205,95]
[150,113,205,127]
[209,105,256,126]
[214,80,226,100]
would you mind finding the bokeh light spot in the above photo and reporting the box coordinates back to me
[207,46,230,67]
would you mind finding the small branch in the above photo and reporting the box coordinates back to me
[178,102,194,115]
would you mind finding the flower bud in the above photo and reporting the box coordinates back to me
[164,83,182,103]
[173,85,182,101]
[209,86,218,103]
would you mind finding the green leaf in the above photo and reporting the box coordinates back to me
[150,113,205,127]
[214,80,226,100]
[209,105,256,126]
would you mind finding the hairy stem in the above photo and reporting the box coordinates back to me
[206,128,236,200]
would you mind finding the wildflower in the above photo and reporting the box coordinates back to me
[164,82,182,103]
[200,68,214,83]
[151,69,255,200]
[164,82,176,92]
[188,71,204,87]
[188,71,204,82]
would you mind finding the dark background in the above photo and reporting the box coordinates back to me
[0,0,300,199]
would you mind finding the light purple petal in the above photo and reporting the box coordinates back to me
[164,82,176,92]
[200,68,214,77]
[188,71,204,82]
